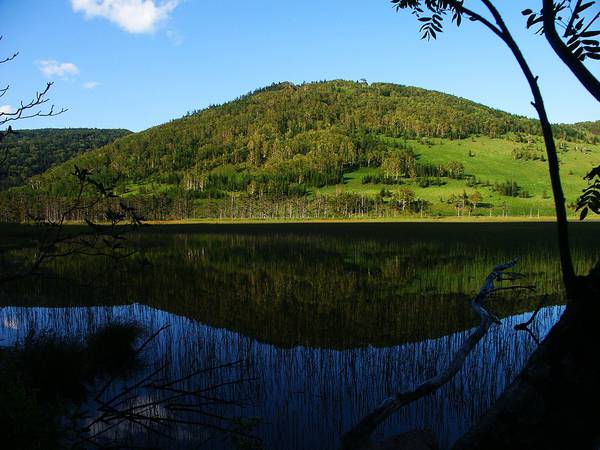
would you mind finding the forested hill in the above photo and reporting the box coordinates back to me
[574,120,600,136]
[24,80,591,189]
[4,80,599,220]
[0,128,131,189]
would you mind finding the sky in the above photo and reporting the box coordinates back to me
[1,0,599,132]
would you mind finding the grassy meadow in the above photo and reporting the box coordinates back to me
[314,136,599,217]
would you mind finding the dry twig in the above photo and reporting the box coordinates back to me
[341,259,531,450]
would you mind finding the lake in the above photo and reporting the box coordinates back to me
[1,222,599,449]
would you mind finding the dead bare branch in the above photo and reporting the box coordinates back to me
[0,36,18,64]
[513,294,549,345]
[341,259,529,450]
[74,341,257,448]
[0,166,144,285]
[0,82,67,126]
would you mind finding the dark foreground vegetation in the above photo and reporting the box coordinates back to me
[0,322,142,450]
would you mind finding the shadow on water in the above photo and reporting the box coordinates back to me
[1,223,599,448]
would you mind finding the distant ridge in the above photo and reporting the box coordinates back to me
[0,128,131,189]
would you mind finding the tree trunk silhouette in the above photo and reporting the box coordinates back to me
[453,266,600,450]
[541,0,600,102]
[475,0,576,296]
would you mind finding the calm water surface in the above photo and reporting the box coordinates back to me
[1,223,599,449]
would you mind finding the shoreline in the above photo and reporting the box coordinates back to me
[143,216,597,225]
[2,218,600,243]
[2,216,600,230]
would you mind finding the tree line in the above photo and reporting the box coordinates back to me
[0,128,130,189]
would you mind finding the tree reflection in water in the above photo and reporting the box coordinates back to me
[2,223,598,448]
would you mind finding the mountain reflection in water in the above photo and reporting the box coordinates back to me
[2,223,599,449]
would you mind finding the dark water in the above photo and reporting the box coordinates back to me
[1,223,599,449]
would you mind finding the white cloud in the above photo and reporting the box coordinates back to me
[71,0,179,34]
[0,105,16,115]
[83,81,100,89]
[38,59,80,79]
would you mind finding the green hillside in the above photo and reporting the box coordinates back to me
[0,128,131,189]
[1,80,598,220]
[317,135,598,216]
[574,120,600,136]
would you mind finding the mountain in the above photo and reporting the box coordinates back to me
[0,128,131,189]
[2,80,598,220]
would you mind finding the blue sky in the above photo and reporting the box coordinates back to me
[1,0,599,132]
